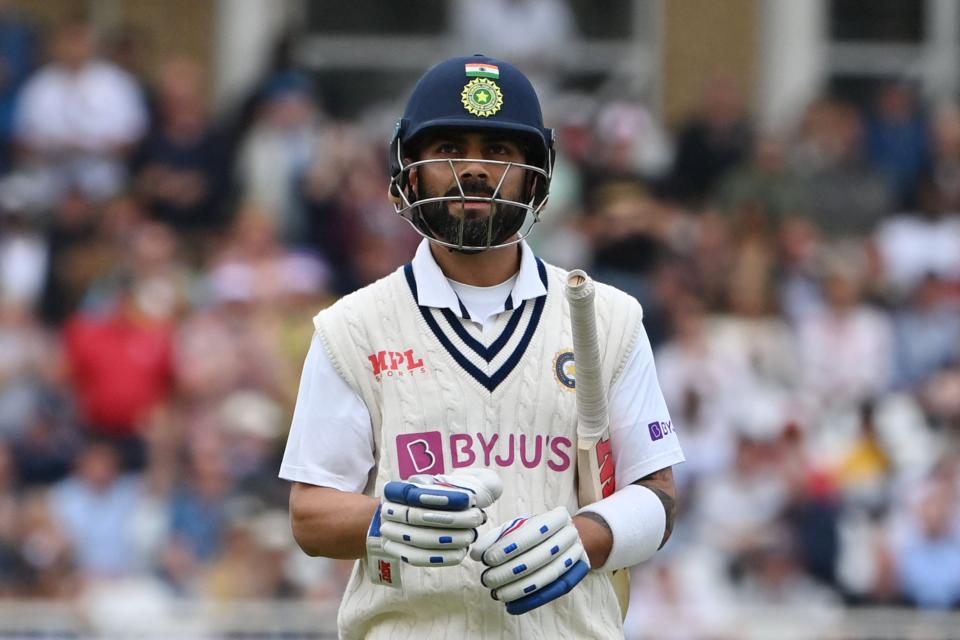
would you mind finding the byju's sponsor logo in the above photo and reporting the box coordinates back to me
[368,349,426,380]
[648,420,674,441]
[396,431,445,478]
[395,431,573,479]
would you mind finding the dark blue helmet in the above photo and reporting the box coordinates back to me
[388,54,555,251]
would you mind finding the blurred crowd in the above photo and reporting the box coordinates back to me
[0,6,958,633]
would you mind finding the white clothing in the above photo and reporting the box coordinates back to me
[448,273,518,333]
[874,214,960,294]
[280,240,683,639]
[797,306,895,409]
[15,60,146,152]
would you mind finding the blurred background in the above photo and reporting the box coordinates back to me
[0,0,958,638]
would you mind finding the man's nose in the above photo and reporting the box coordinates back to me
[456,158,489,182]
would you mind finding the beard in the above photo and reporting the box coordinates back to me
[415,177,528,249]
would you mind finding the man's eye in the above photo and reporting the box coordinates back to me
[436,143,458,154]
[488,144,509,155]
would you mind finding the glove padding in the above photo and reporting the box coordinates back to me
[471,506,590,615]
[367,468,502,587]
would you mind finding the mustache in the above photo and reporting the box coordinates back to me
[445,178,495,199]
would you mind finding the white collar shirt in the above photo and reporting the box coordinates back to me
[408,238,547,322]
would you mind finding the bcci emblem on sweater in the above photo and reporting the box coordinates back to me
[553,349,576,390]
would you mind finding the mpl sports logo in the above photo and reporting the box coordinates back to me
[368,349,427,381]
[396,430,573,479]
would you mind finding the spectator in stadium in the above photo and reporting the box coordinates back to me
[80,217,193,323]
[714,133,809,231]
[792,100,893,236]
[132,56,232,236]
[15,489,77,597]
[63,274,175,470]
[0,0,37,172]
[710,268,799,397]
[591,101,674,184]
[0,178,48,309]
[668,72,753,205]
[796,244,895,412]
[692,433,790,560]
[734,523,839,607]
[873,175,960,299]
[13,19,147,202]
[168,438,233,564]
[890,274,960,389]
[893,478,960,608]
[0,300,54,440]
[864,81,931,209]
[48,441,158,579]
[39,188,116,325]
[235,71,325,244]
[581,182,671,311]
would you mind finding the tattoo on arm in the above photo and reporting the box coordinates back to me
[635,467,677,549]
[577,510,612,534]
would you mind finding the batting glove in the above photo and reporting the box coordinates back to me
[366,468,502,587]
[470,506,590,615]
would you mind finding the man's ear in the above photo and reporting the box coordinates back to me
[407,162,419,192]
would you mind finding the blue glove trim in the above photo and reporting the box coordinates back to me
[384,481,472,510]
[504,559,590,615]
[368,505,384,537]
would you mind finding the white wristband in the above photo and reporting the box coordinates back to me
[576,484,666,572]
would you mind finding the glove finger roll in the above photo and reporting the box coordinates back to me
[480,525,580,589]
[477,506,571,566]
[381,540,467,567]
[493,541,587,603]
[381,501,487,529]
[505,559,591,615]
[380,520,478,549]
[384,481,474,510]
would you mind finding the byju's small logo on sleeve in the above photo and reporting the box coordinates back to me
[648,420,674,441]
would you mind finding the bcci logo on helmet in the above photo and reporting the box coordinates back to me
[461,78,503,117]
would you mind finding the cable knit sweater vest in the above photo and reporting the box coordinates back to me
[313,260,642,640]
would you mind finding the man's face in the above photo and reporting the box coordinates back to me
[409,131,530,248]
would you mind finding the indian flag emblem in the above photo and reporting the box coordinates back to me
[465,62,500,79]
[461,78,504,117]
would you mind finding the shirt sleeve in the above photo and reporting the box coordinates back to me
[279,332,375,492]
[608,323,685,487]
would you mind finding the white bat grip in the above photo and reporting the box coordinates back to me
[565,270,608,442]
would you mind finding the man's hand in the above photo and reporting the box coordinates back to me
[470,506,590,615]
[366,468,502,587]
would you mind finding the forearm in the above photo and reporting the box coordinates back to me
[289,482,379,559]
[573,511,613,567]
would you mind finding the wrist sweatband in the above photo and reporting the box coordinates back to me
[576,484,666,572]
